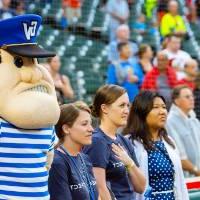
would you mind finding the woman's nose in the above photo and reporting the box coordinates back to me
[160,107,167,115]
[88,124,94,132]
[124,105,130,114]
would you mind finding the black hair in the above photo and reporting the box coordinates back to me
[117,42,129,52]
[123,90,175,150]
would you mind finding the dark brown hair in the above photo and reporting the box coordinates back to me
[171,85,191,103]
[117,42,129,52]
[138,44,150,58]
[55,101,91,148]
[91,84,126,118]
[123,91,175,150]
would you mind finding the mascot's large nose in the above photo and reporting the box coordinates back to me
[20,66,43,83]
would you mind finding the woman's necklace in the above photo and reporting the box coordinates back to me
[60,145,96,200]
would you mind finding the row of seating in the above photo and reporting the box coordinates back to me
[28,0,200,105]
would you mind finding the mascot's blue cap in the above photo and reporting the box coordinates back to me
[0,14,55,58]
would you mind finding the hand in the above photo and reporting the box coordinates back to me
[127,68,138,83]
[54,79,64,89]
[111,143,135,168]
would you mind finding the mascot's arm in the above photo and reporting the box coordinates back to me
[46,127,56,170]
[46,150,54,171]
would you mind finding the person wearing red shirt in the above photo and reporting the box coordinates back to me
[142,51,178,106]
[178,59,198,90]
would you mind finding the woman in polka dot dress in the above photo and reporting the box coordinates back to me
[124,91,189,200]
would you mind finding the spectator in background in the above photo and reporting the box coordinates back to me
[157,0,170,22]
[160,0,187,37]
[108,24,138,63]
[178,59,198,90]
[106,0,129,41]
[186,0,197,23]
[83,85,146,200]
[132,14,147,36]
[62,0,83,25]
[46,55,74,104]
[166,85,200,177]
[194,72,200,121]
[107,42,144,102]
[48,101,99,200]
[137,44,153,74]
[0,0,16,19]
[132,14,158,38]
[10,0,25,15]
[141,52,177,106]
[127,0,134,11]
[162,34,191,80]
[124,91,189,200]
[144,0,157,19]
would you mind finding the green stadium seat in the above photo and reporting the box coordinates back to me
[189,190,200,200]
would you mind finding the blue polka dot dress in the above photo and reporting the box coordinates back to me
[147,140,175,200]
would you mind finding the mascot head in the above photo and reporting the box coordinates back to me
[0,14,60,129]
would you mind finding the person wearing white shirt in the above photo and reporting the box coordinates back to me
[106,0,129,41]
[162,35,191,80]
[166,85,200,177]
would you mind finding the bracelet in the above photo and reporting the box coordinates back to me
[193,166,198,174]
[126,161,135,172]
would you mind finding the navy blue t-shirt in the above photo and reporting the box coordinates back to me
[83,128,139,200]
[48,149,98,200]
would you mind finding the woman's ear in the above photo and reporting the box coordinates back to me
[101,104,109,115]
[174,99,179,107]
[62,124,70,135]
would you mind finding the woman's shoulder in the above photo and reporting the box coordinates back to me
[80,153,93,167]
[92,128,111,144]
[118,134,134,146]
[125,135,146,151]
[52,150,70,169]
[83,129,111,154]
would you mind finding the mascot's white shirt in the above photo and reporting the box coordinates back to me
[0,118,55,200]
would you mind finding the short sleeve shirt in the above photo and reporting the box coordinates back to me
[49,150,98,200]
[83,128,139,200]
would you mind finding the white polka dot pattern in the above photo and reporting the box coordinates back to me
[147,140,175,200]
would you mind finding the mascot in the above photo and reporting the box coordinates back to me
[0,14,60,200]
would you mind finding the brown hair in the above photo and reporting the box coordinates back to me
[138,44,150,58]
[46,57,53,64]
[172,85,191,103]
[90,84,126,118]
[55,101,91,148]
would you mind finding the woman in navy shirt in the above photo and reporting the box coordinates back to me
[48,101,99,200]
[83,84,146,200]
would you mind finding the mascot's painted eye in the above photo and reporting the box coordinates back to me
[14,56,24,68]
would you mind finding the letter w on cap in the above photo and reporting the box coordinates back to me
[23,21,37,40]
